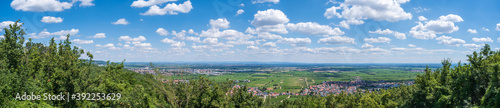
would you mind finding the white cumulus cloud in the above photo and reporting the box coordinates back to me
[30,29,79,39]
[463,43,482,50]
[251,9,289,27]
[41,16,63,23]
[0,21,16,31]
[472,37,493,43]
[11,0,94,12]
[324,0,412,29]
[156,28,169,36]
[72,39,93,44]
[286,22,344,36]
[252,0,279,4]
[278,37,311,46]
[131,0,177,8]
[318,36,356,45]
[140,0,192,16]
[369,29,406,39]
[236,9,244,16]
[262,42,277,47]
[467,29,477,33]
[497,23,500,31]
[364,37,391,43]
[112,18,129,25]
[91,33,106,38]
[435,35,465,46]
[410,14,463,39]
[209,18,230,29]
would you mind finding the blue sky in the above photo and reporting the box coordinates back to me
[1,0,499,63]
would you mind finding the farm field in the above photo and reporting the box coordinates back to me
[167,67,420,93]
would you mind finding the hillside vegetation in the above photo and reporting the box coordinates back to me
[2,21,500,107]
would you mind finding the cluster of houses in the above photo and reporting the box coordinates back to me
[245,87,300,98]
[300,79,414,96]
[237,77,414,98]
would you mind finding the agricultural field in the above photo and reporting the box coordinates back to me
[165,66,421,93]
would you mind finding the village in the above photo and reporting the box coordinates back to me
[242,77,414,98]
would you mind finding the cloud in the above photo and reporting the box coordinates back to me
[317,36,356,45]
[0,21,16,31]
[286,22,344,36]
[72,39,93,44]
[410,14,463,39]
[262,42,277,47]
[316,47,361,54]
[252,0,279,4]
[161,38,185,47]
[226,40,255,46]
[54,35,68,40]
[463,43,482,50]
[119,35,146,43]
[90,33,106,38]
[236,9,244,16]
[467,29,477,33]
[161,38,176,43]
[246,9,290,35]
[251,9,289,27]
[185,36,201,42]
[246,24,288,34]
[435,35,465,46]
[324,0,412,28]
[169,30,189,40]
[171,41,185,47]
[96,43,120,50]
[472,37,493,43]
[247,45,260,50]
[497,23,500,31]
[11,0,72,12]
[10,0,94,12]
[418,16,428,21]
[278,37,311,46]
[112,18,129,25]
[119,36,155,51]
[41,16,63,23]
[140,0,192,16]
[199,29,252,40]
[391,47,454,54]
[30,29,79,39]
[209,18,230,29]
[364,37,391,43]
[408,44,416,47]
[439,14,464,22]
[338,19,364,29]
[131,0,177,8]
[156,28,169,36]
[256,32,282,40]
[482,27,489,31]
[76,0,95,7]
[369,29,406,39]
[414,7,428,13]
[361,43,373,49]
[202,38,219,45]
